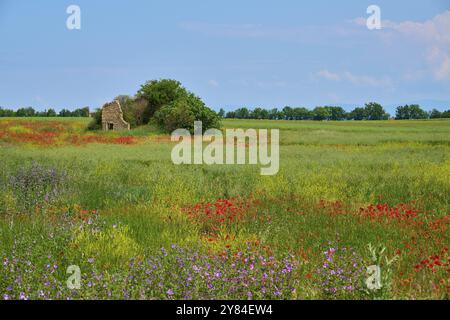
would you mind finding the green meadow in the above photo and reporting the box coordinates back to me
[0,118,449,300]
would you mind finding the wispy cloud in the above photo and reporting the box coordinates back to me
[353,11,450,81]
[179,21,361,43]
[316,69,393,88]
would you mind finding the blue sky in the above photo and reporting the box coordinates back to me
[0,0,449,113]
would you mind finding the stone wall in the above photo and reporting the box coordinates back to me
[101,100,130,131]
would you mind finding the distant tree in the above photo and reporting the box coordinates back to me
[46,108,57,117]
[396,104,427,120]
[251,107,266,119]
[348,107,367,120]
[218,108,225,118]
[58,109,72,117]
[429,109,442,119]
[408,104,427,119]
[268,108,280,120]
[225,111,236,118]
[136,79,190,123]
[365,102,388,120]
[327,106,347,121]
[282,106,295,120]
[293,107,311,120]
[441,110,450,118]
[312,107,331,121]
[0,107,16,117]
[234,107,250,119]
[16,107,36,117]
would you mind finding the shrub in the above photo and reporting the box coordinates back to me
[154,94,220,133]
[137,79,190,123]
[87,109,102,130]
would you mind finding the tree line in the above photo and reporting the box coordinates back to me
[0,107,90,118]
[220,103,450,121]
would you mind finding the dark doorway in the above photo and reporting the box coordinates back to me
[108,123,114,130]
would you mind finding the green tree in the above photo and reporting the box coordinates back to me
[268,108,280,120]
[136,79,189,123]
[59,109,72,117]
[441,110,450,118]
[282,106,295,120]
[16,107,36,117]
[154,93,220,133]
[225,111,236,118]
[327,106,347,121]
[312,106,331,121]
[396,104,427,120]
[293,107,311,120]
[234,107,250,119]
[348,107,367,120]
[46,109,57,117]
[365,102,387,120]
[429,109,442,119]
[218,108,225,118]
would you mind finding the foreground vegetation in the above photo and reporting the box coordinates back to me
[0,118,449,299]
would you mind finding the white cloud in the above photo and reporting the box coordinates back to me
[427,46,450,80]
[316,69,392,88]
[316,70,340,81]
[353,11,450,81]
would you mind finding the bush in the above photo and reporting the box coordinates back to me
[87,109,102,130]
[154,94,220,133]
[137,79,190,123]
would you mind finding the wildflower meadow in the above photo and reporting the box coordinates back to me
[0,118,449,300]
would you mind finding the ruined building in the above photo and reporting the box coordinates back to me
[101,100,130,131]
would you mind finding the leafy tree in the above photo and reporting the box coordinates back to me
[225,111,236,118]
[137,79,189,123]
[429,109,442,119]
[312,107,331,121]
[0,107,15,117]
[234,107,250,119]
[396,105,427,120]
[282,106,295,120]
[348,107,367,120]
[365,102,388,120]
[59,109,72,117]
[46,109,57,117]
[251,107,266,119]
[154,93,220,133]
[87,109,102,130]
[218,108,225,118]
[327,106,347,121]
[268,108,281,120]
[16,107,36,117]
[293,107,311,120]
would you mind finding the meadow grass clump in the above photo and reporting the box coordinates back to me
[6,162,67,214]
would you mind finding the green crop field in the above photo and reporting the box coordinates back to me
[0,117,449,300]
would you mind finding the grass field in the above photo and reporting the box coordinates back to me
[0,117,449,300]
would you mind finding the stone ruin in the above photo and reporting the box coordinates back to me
[101,100,130,131]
